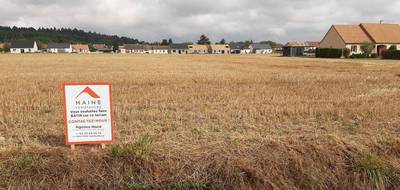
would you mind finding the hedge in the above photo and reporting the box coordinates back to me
[382,50,400,60]
[349,53,378,59]
[315,48,342,58]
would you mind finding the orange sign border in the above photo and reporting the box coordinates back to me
[63,82,114,145]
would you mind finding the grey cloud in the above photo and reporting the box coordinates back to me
[1,0,399,43]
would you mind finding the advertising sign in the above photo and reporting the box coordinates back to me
[63,82,113,145]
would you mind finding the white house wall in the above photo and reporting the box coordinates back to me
[150,49,168,54]
[10,48,38,53]
[211,49,230,54]
[48,48,72,53]
[254,49,272,54]
[170,49,188,54]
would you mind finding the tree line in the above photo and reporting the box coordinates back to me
[0,26,143,46]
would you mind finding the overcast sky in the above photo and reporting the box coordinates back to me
[1,0,399,43]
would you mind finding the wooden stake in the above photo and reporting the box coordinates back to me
[71,144,75,151]
[101,143,106,149]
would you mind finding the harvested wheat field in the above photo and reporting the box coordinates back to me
[0,54,400,189]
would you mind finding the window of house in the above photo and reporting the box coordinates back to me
[351,45,357,52]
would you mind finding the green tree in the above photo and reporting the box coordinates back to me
[260,40,277,47]
[360,42,374,55]
[37,41,46,50]
[388,45,397,52]
[161,39,169,45]
[89,44,97,52]
[343,48,351,58]
[219,38,226,44]
[183,41,193,45]
[244,40,253,46]
[197,34,211,45]
[4,43,10,52]
[113,43,119,52]
[168,38,173,44]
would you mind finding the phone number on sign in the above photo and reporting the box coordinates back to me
[76,131,103,136]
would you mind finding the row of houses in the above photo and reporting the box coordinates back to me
[9,41,90,53]
[7,41,275,54]
[119,43,273,54]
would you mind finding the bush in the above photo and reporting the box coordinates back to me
[349,54,366,59]
[349,53,378,59]
[361,42,374,55]
[382,50,400,60]
[353,154,400,189]
[343,48,350,58]
[315,48,342,58]
[388,45,397,52]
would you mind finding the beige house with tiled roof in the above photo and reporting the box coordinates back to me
[209,44,230,54]
[72,44,90,53]
[188,45,209,54]
[320,23,400,55]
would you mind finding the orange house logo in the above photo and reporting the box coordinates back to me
[76,87,100,99]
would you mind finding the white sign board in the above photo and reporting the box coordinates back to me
[63,83,114,145]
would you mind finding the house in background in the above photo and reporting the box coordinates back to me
[149,45,169,54]
[283,41,319,57]
[283,42,305,57]
[118,45,125,53]
[188,45,208,54]
[47,43,72,53]
[241,46,251,54]
[304,41,319,56]
[272,44,283,53]
[319,23,400,55]
[229,42,248,54]
[209,44,230,54]
[169,44,189,54]
[93,44,113,53]
[120,44,149,54]
[249,43,273,54]
[72,44,90,53]
[10,40,38,53]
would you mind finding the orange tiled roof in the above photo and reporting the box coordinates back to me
[285,42,306,47]
[189,45,209,50]
[305,41,319,47]
[333,25,372,44]
[94,44,107,49]
[285,41,319,47]
[360,23,400,43]
[210,44,229,49]
[72,44,89,51]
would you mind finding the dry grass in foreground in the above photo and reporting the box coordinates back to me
[0,54,400,189]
